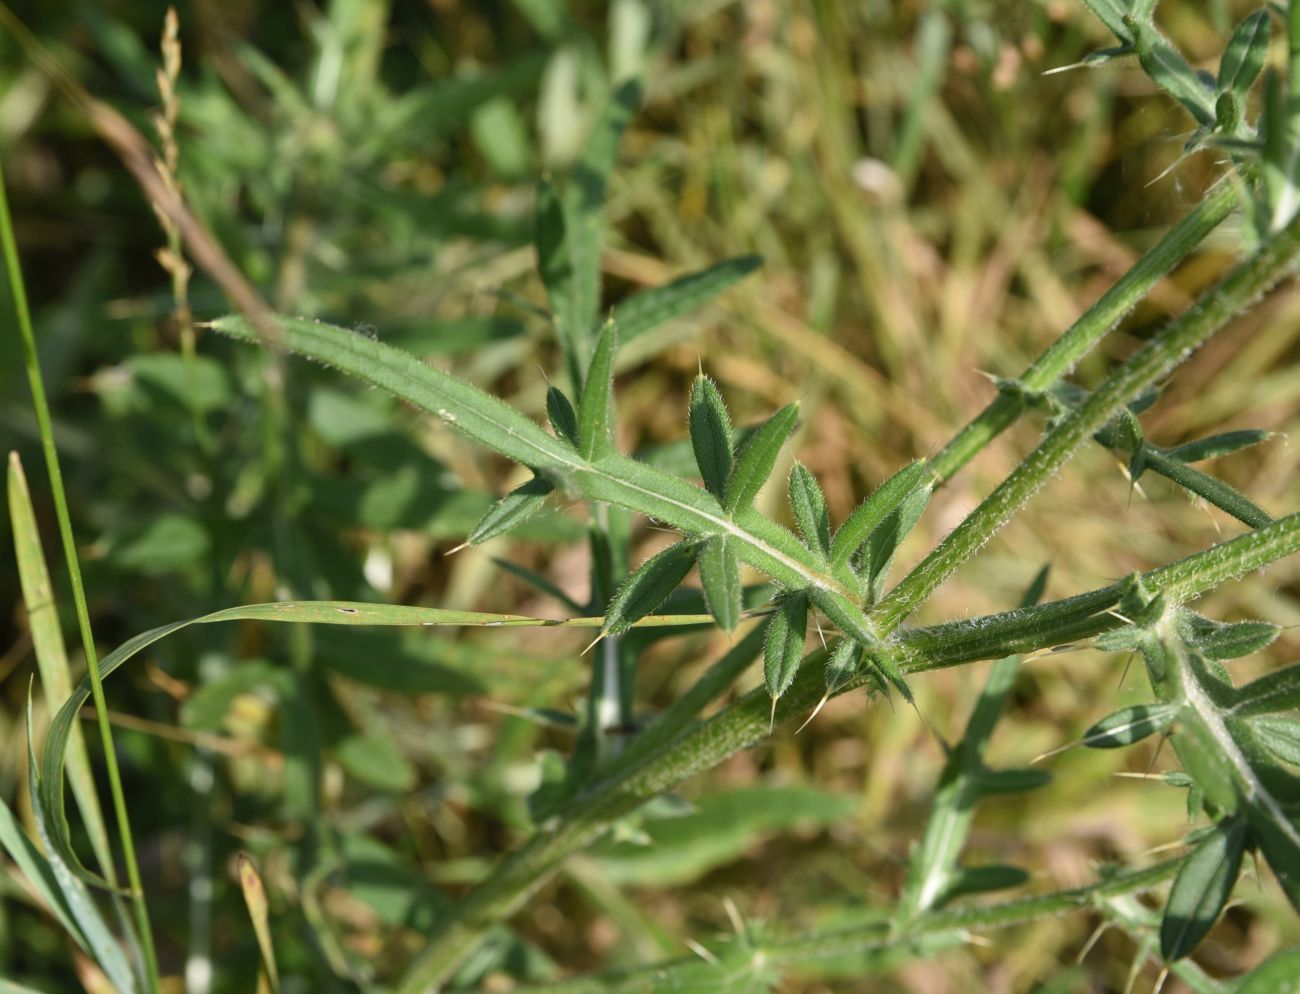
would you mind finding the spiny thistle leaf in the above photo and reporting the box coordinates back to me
[724,402,798,514]
[578,321,619,459]
[788,462,830,557]
[829,459,929,571]
[604,540,698,635]
[546,386,579,446]
[689,374,733,499]
[764,593,809,701]
[1160,816,1247,961]
[697,535,743,632]
[1082,703,1180,749]
[469,477,554,544]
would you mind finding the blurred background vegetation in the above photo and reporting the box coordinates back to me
[2,0,1299,990]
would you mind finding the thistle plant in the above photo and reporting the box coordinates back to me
[4,1,1300,992]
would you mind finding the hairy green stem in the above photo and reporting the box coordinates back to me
[930,176,1239,484]
[397,512,1300,991]
[875,202,1300,634]
[0,167,161,988]
[460,859,1182,993]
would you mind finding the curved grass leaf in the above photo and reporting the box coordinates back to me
[616,256,762,344]
[697,535,742,631]
[1252,716,1300,766]
[8,454,111,874]
[1083,703,1179,749]
[546,386,579,445]
[829,460,928,571]
[604,541,698,635]
[1160,817,1247,961]
[789,462,830,556]
[1230,664,1300,718]
[724,403,798,514]
[469,477,554,544]
[578,321,618,459]
[689,374,733,499]
[764,593,808,700]
[25,701,139,993]
[0,796,90,957]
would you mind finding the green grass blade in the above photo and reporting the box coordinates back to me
[0,794,91,954]
[8,453,113,875]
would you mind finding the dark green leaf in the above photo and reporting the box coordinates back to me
[697,536,743,631]
[830,460,929,571]
[789,462,830,556]
[604,541,697,635]
[536,178,581,362]
[469,477,554,544]
[1142,450,1272,528]
[861,479,933,601]
[616,256,762,343]
[1231,664,1300,718]
[724,403,799,514]
[1160,817,1247,961]
[1082,703,1179,748]
[1218,10,1270,98]
[806,587,910,702]
[939,864,1030,904]
[337,733,417,792]
[689,375,734,499]
[764,593,809,701]
[1181,614,1280,661]
[546,386,579,445]
[1164,429,1273,464]
[578,321,618,459]
[972,767,1052,795]
[824,638,861,693]
[1253,716,1300,766]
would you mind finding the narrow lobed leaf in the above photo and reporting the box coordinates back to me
[724,402,799,514]
[1181,613,1280,660]
[973,767,1052,795]
[1082,703,1180,749]
[824,638,861,694]
[615,255,762,343]
[546,386,579,446]
[1163,429,1274,465]
[1252,716,1300,767]
[578,320,619,460]
[1142,449,1273,529]
[689,375,734,499]
[1218,10,1270,99]
[1160,817,1247,961]
[861,479,933,602]
[469,477,555,544]
[697,535,743,632]
[603,541,698,636]
[788,462,830,556]
[1230,663,1300,718]
[939,864,1030,905]
[829,459,929,570]
[764,593,809,701]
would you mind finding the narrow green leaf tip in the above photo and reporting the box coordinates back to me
[725,402,798,514]
[604,541,697,636]
[764,593,809,701]
[689,375,734,499]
